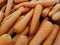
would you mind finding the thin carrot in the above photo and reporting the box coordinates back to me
[53,30,60,45]
[0,7,25,35]
[0,34,12,45]
[5,0,13,17]
[14,1,55,10]
[1,5,6,12]
[14,0,29,4]
[0,11,4,24]
[15,35,29,45]
[14,9,34,33]
[8,16,25,35]
[29,5,42,35]
[52,11,60,21]
[42,24,59,45]
[49,3,60,17]
[42,7,52,17]
[29,21,53,45]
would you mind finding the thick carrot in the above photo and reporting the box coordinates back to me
[53,30,60,45]
[49,3,60,17]
[8,16,25,35]
[14,1,55,10]
[29,21,53,45]
[42,7,52,17]
[15,35,29,45]
[14,0,29,4]
[14,9,34,33]
[29,5,42,35]
[42,24,59,45]
[52,11,60,21]
[5,0,13,17]
[0,11,4,24]
[1,5,6,12]
[0,7,24,35]
[0,34,12,45]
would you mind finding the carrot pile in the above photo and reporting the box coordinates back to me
[0,0,60,45]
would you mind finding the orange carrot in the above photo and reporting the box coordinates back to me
[42,24,59,45]
[52,11,60,21]
[49,3,60,17]
[1,5,6,12]
[10,26,29,45]
[14,1,55,9]
[14,9,34,33]
[53,30,60,45]
[14,0,29,4]
[15,35,29,45]
[0,34,12,45]
[29,21,53,45]
[8,16,25,35]
[42,7,52,17]
[29,5,42,35]
[5,0,13,17]
[0,7,25,35]
[0,0,6,5]
[0,11,4,24]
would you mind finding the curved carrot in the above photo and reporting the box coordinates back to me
[49,3,60,17]
[29,5,42,35]
[14,9,34,33]
[42,24,59,45]
[0,7,24,35]
[0,34,12,45]
[14,1,55,10]
[53,30,60,45]
[52,11,60,21]
[29,21,53,45]
[5,0,13,17]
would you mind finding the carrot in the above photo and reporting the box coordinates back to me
[31,0,38,1]
[0,7,25,35]
[0,0,6,5]
[10,26,29,45]
[53,30,60,45]
[8,16,25,35]
[0,11,4,24]
[1,5,6,12]
[0,34,12,45]
[52,11,60,21]
[14,9,34,33]
[42,7,52,17]
[14,0,29,4]
[29,5,42,35]
[49,3,60,17]
[2,7,30,24]
[5,0,13,17]
[29,21,53,45]
[15,35,29,45]
[10,9,16,14]
[14,1,55,10]
[42,24,59,45]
